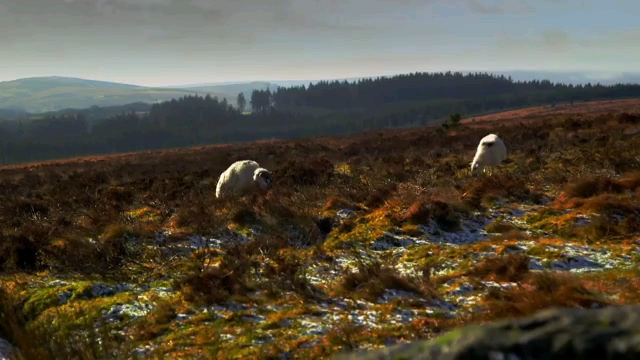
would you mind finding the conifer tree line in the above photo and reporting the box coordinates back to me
[1,71,640,165]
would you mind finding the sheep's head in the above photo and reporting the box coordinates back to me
[470,161,480,174]
[254,169,273,192]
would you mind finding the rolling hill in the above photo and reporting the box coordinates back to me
[170,71,640,90]
[0,77,274,114]
[5,71,639,115]
[168,81,279,95]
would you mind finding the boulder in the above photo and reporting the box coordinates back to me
[332,305,640,360]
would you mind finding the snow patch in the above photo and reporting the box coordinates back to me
[0,338,13,360]
[418,213,491,246]
[103,302,153,321]
[370,232,415,251]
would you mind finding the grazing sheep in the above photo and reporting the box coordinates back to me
[215,160,273,198]
[470,134,506,176]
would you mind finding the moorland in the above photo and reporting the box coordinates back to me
[0,97,639,359]
[3,72,640,166]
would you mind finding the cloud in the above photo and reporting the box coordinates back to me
[495,29,640,58]
[462,0,589,15]
[1,0,219,18]
[540,30,571,52]
[0,0,392,45]
[496,29,573,53]
[464,0,535,14]
[102,0,221,19]
[466,0,506,14]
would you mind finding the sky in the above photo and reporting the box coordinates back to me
[1,0,639,87]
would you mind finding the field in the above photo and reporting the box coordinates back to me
[1,100,640,359]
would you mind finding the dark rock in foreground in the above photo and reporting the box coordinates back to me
[332,305,640,360]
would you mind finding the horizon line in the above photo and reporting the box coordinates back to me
[3,69,640,88]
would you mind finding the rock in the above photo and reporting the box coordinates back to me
[0,338,14,360]
[371,232,415,251]
[332,305,640,360]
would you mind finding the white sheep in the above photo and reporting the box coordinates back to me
[470,133,506,176]
[215,160,273,198]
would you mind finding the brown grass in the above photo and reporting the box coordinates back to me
[400,200,462,231]
[462,98,640,126]
[466,253,531,283]
[473,271,610,322]
[334,258,435,302]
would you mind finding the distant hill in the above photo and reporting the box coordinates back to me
[0,107,29,119]
[4,71,640,115]
[33,102,153,120]
[170,81,280,96]
[490,71,640,86]
[173,78,364,89]
[0,77,289,114]
[217,71,640,88]
[0,76,223,113]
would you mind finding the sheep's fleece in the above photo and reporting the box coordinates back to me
[471,133,506,173]
[216,160,272,198]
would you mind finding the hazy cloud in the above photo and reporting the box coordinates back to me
[464,0,535,14]
[496,29,572,53]
[496,28,640,55]
[102,0,221,19]
[0,0,396,45]
[463,0,589,15]
[2,0,639,85]
[540,30,571,52]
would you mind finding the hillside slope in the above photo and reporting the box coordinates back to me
[0,76,223,113]
[0,102,638,359]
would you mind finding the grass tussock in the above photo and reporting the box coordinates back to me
[466,253,531,283]
[0,286,133,360]
[483,220,520,234]
[334,258,435,302]
[463,172,540,207]
[130,300,177,341]
[474,271,610,322]
[172,243,259,306]
[400,199,462,232]
[564,176,627,199]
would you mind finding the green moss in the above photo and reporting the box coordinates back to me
[525,244,554,258]
[401,245,437,263]
[523,208,565,225]
[485,219,520,234]
[69,281,103,301]
[527,210,588,238]
[323,217,394,251]
[431,326,464,346]
[259,320,284,330]
[22,285,72,320]
[229,223,257,238]
[31,291,138,331]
